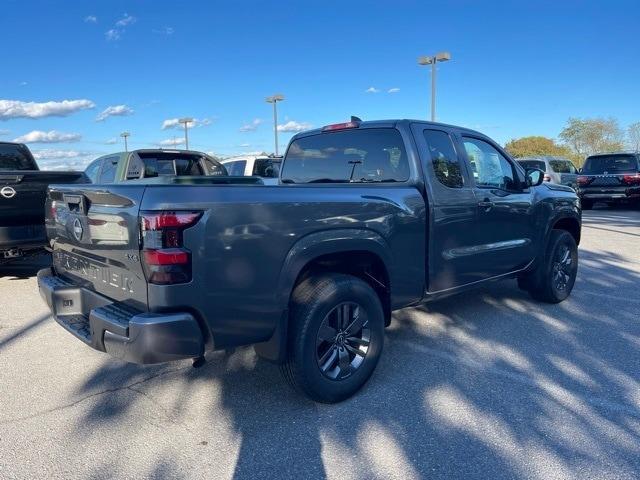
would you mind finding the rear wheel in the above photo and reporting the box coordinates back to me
[521,230,578,303]
[281,273,384,403]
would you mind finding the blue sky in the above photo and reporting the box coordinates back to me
[1,0,639,169]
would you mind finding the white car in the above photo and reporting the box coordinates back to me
[221,155,281,184]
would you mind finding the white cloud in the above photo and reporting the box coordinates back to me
[388,87,400,93]
[31,149,97,170]
[153,26,174,35]
[115,14,136,27]
[105,29,120,41]
[19,81,28,87]
[161,117,212,130]
[84,15,97,23]
[106,14,136,41]
[13,130,81,144]
[159,137,185,147]
[238,143,251,148]
[105,137,118,145]
[96,104,134,122]
[365,87,380,93]
[0,129,9,136]
[239,118,263,132]
[277,120,313,133]
[0,99,95,120]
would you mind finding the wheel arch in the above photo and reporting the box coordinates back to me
[551,215,581,245]
[254,229,393,363]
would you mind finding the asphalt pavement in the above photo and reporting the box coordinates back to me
[1,207,639,479]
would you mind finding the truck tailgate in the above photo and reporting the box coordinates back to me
[46,184,148,310]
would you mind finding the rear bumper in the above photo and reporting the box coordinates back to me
[37,267,204,364]
[0,224,46,252]
[579,187,640,201]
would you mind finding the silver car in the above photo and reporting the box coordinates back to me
[516,156,579,189]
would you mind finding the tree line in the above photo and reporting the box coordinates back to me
[504,118,640,166]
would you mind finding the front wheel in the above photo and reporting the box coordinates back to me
[523,230,578,303]
[281,273,384,403]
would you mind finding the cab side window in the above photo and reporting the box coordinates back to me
[424,129,463,188]
[463,137,518,191]
[84,159,103,183]
[98,156,119,183]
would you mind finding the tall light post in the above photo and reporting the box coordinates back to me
[418,52,451,121]
[120,132,130,152]
[178,117,193,150]
[265,94,284,156]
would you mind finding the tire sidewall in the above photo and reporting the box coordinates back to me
[293,275,384,402]
[544,231,578,302]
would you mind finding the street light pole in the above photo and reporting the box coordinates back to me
[418,52,451,121]
[120,132,130,152]
[178,117,193,150]
[265,94,284,156]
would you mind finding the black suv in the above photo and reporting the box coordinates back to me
[577,152,640,209]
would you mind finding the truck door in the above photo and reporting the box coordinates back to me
[412,125,480,292]
[458,134,536,277]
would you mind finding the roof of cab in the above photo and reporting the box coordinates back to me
[289,119,488,141]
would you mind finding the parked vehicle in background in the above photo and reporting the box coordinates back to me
[221,155,281,183]
[83,149,227,183]
[577,152,640,209]
[516,156,579,188]
[38,119,581,403]
[0,142,86,264]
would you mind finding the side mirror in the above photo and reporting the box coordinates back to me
[526,168,545,187]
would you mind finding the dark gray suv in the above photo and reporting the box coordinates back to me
[577,152,640,209]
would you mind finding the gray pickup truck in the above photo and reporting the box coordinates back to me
[38,119,581,402]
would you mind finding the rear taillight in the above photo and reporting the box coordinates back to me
[140,211,202,285]
[622,173,640,186]
[577,176,592,186]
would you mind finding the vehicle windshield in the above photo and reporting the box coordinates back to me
[0,143,38,170]
[281,128,410,184]
[582,155,638,174]
[517,160,546,171]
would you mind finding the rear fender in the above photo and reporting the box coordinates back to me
[254,229,392,363]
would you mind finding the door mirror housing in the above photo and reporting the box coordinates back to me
[526,168,545,187]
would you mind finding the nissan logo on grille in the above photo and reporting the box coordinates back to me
[1,186,16,199]
[73,218,84,241]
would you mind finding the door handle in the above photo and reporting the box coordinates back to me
[477,200,494,209]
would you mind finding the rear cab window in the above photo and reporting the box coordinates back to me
[138,152,226,178]
[582,155,639,174]
[0,143,38,170]
[225,160,247,176]
[281,128,410,183]
[252,158,280,178]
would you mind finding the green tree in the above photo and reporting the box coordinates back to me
[559,117,624,162]
[504,136,574,159]
[627,122,640,151]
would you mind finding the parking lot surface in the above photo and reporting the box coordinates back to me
[1,208,639,479]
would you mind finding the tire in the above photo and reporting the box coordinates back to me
[524,230,578,303]
[281,273,384,403]
[581,198,593,210]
